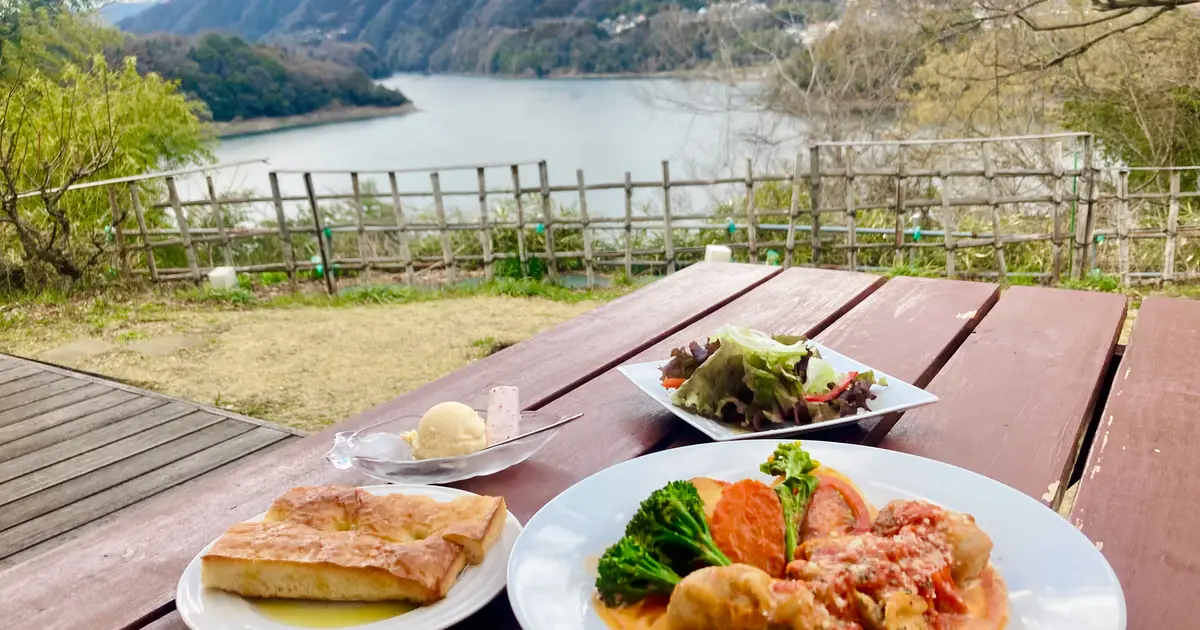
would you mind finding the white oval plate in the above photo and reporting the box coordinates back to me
[507,441,1126,630]
[178,484,521,630]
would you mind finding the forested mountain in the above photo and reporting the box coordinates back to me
[117,0,798,76]
[111,33,409,122]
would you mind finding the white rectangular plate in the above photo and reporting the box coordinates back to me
[617,341,938,441]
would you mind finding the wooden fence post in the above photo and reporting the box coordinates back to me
[1050,141,1066,282]
[809,145,822,268]
[894,146,908,267]
[350,172,371,281]
[661,160,675,274]
[205,175,233,267]
[268,172,299,292]
[165,177,202,285]
[843,147,857,272]
[744,158,757,263]
[981,143,1006,280]
[303,172,336,295]
[576,169,595,289]
[430,171,455,284]
[128,183,158,282]
[477,167,494,282]
[623,171,633,278]
[1164,171,1181,285]
[538,161,557,281]
[106,187,129,278]
[939,161,956,279]
[1116,168,1131,288]
[785,153,802,268]
[388,172,415,285]
[1074,134,1097,278]
[510,165,528,276]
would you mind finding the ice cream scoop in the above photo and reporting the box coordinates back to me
[401,402,487,460]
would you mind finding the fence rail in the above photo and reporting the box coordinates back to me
[18,131,1200,292]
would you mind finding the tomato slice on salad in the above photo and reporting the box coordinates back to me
[803,371,859,404]
[661,377,687,390]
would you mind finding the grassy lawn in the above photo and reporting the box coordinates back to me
[0,280,629,432]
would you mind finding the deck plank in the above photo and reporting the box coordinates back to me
[0,262,782,629]
[0,427,292,561]
[879,286,1126,508]
[1068,296,1200,630]
[0,436,298,571]
[0,383,113,429]
[0,366,39,384]
[0,401,193,482]
[0,371,62,398]
[0,411,229,508]
[0,378,90,414]
[0,397,172,459]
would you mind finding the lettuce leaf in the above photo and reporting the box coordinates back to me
[668,325,882,429]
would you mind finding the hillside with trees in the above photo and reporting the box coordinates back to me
[111,33,409,122]
[117,0,810,76]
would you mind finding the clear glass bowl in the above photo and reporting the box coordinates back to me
[325,410,562,485]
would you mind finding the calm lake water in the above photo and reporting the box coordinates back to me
[205,74,805,220]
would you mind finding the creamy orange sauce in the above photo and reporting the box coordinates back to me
[594,595,670,630]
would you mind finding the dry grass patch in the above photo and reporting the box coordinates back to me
[1,296,598,432]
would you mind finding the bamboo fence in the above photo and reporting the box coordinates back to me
[46,132,1200,293]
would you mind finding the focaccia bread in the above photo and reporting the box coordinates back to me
[201,486,506,604]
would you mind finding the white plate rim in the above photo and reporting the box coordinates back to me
[618,341,939,441]
[177,484,521,630]
[505,440,1127,630]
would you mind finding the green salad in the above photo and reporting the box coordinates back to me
[659,325,885,431]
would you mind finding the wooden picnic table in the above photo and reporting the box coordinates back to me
[0,262,1190,630]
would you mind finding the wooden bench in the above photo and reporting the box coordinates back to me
[1070,296,1200,630]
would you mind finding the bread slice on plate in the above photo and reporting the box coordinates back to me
[200,486,506,604]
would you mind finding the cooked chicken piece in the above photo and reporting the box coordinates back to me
[665,564,851,630]
[855,591,930,630]
[873,500,993,583]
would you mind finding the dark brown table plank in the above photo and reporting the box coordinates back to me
[1068,296,1200,630]
[0,398,178,460]
[879,286,1127,508]
[0,262,778,629]
[0,411,230,508]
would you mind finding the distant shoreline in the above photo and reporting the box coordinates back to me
[213,103,418,139]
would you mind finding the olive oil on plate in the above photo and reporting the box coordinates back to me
[251,599,416,628]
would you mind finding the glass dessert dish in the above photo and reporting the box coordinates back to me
[325,410,564,485]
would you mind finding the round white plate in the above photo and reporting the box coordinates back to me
[178,484,521,630]
[507,441,1126,630]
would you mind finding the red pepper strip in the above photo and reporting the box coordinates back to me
[803,371,859,403]
[813,471,872,533]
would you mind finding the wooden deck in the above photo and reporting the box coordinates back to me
[0,353,304,568]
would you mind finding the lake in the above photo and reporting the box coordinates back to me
[205,74,806,220]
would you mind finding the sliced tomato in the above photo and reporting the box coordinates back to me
[814,472,871,533]
[661,377,686,390]
[804,371,859,403]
